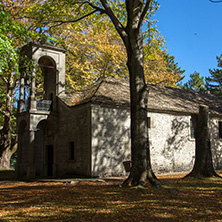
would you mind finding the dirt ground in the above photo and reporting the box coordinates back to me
[0,171,222,221]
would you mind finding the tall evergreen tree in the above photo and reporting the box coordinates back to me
[183,71,206,92]
[206,55,222,97]
[164,53,185,77]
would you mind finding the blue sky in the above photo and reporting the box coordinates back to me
[154,0,222,83]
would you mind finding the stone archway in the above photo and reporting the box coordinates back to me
[16,120,28,177]
[38,56,57,111]
[18,42,66,113]
[35,120,56,177]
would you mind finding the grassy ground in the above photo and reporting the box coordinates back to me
[0,173,222,221]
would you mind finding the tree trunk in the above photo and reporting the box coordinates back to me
[122,24,160,188]
[0,114,14,169]
[0,147,15,169]
[0,72,16,169]
[97,0,160,187]
[185,105,220,178]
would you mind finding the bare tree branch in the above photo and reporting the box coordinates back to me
[47,1,106,29]
[87,1,105,13]
[209,0,222,2]
[125,0,150,31]
[99,0,128,43]
[139,0,152,28]
[1,76,8,84]
[49,9,99,29]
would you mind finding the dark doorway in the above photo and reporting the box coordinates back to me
[50,93,53,111]
[46,145,54,176]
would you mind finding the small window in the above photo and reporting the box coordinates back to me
[219,121,222,139]
[148,117,151,129]
[69,142,75,160]
[190,119,195,139]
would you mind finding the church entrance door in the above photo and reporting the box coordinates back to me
[46,145,54,176]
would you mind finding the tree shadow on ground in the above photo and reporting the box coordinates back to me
[0,177,222,221]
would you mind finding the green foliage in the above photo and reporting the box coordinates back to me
[0,35,18,76]
[0,6,32,43]
[183,71,206,92]
[206,54,222,97]
[0,9,20,76]
[0,10,19,136]
[0,8,34,159]
[164,54,185,78]
[19,0,180,88]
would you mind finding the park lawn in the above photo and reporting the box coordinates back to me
[0,174,222,221]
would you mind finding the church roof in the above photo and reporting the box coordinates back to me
[61,77,222,116]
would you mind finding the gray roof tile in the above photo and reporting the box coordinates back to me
[61,77,222,115]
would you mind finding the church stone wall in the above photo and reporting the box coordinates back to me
[149,113,222,174]
[55,101,92,177]
[210,118,222,170]
[91,105,222,177]
[148,112,195,174]
[91,105,131,177]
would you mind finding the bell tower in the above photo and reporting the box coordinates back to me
[18,42,66,112]
[16,42,65,179]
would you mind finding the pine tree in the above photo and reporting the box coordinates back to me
[183,71,206,92]
[164,53,185,77]
[206,55,222,97]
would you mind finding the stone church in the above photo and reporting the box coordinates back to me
[16,42,222,178]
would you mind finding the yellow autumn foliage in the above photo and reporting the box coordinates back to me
[59,20,183,89]
[3,0,183,90]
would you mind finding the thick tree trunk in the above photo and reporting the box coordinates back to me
[0,113,12,156]
[0,73,16,169]
[0,115,13,169]
[98,0,159,187]
[0,147,15,169]
[122,25,160,188]
[185,105,220,178]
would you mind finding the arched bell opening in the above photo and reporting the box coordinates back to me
[18,42,66,113]
[37,56,57,111]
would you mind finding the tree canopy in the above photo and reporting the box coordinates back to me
[0,8,22,168]
[6,0,183,89]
